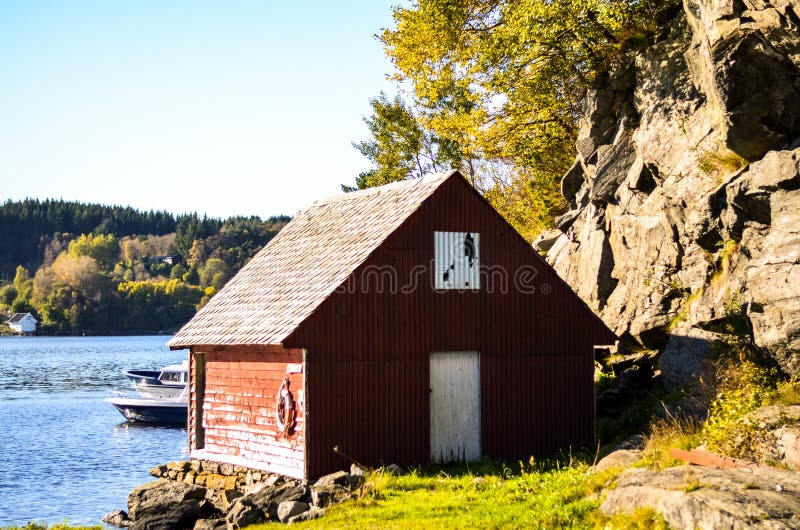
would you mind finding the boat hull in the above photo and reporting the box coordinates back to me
[105,397,187,424]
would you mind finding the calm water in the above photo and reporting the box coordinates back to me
[0,336,188,526]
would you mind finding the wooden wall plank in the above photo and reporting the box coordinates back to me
[189,345,305,478]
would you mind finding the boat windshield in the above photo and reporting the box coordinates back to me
[158,371,185,383]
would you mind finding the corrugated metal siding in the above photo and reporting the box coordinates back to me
[189,345,306,479]
[287,176,616,478]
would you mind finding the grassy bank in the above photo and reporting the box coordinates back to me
[250,457,665,529]
[254,354,799,529]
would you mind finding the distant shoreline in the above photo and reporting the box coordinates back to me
[0,330,176,337]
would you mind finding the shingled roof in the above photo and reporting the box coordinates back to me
[7,313,36,324]
[168,170,459,348]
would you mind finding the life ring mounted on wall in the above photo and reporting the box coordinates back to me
[276,377,296,438]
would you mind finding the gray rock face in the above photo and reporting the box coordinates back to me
[684,0,800,160]
[773,427,800,471]
[532,228,562,253]
[749,405,800,470]
[546,0,800,381]
[744,154,800,375]
[658,326,721,393]
[602,466,800,529]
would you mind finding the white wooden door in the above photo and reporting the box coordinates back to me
[429,351,481,463]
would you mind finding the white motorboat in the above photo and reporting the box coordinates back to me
[105,387,187,424]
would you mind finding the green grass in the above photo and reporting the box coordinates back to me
[247,457,667,529]
[697,149,748,177]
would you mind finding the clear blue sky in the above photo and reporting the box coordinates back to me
[0,0,397,219]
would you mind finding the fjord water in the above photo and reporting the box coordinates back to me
[0,336,188,526]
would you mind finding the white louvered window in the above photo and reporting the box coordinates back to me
[434,231,480,289]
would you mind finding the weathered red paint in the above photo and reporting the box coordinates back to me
[188,345,306,478]
[283,176,616,478]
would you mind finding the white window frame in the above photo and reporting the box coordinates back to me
[434,231,480,290]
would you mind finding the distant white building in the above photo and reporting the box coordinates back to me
[7,313,37,334]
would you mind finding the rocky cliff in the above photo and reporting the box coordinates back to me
[539,0,800,392]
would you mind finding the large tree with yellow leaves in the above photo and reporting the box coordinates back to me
[353,0,679,240]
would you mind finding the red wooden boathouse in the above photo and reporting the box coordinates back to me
[167,170,616,480]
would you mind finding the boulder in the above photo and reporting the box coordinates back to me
[310,483,352,508]
[127,479,207,522]
[240,480,309,519]
[597,351,659,411]
[208,489,243,513]
[276,501,310,523]
[225,499,266,530]
[595,449,641,472]
[130,515,195,530]
[348,473,366,490]
[167,461,191,472]
[313,470,349,487]
[193,519,226,530]
[102,509,131,528]
[601,465,800,529]
[204,474,237,491]
[196,461,218,475]
[287,507,325,524]
[385,464,403,474]
[149,465,168,479]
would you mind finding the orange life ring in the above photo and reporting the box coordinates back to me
[276,377,296,437]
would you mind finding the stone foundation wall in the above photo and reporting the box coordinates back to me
[106,459,368,529]
[149,459,282,493]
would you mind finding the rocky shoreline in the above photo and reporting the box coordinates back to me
[103,460,368,529]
